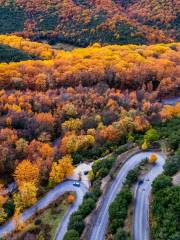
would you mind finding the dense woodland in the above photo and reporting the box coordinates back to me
[0,35,180,239]
[0,0,179,237]
[0,0,179,46]
[150,118,180,239]
[0,35,180,236]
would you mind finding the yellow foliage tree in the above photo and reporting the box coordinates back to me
[19,182,38,208]
[0,184,7,224]
[49,155,74,185]
[14,160,39,187]
[141,140,149,150]
[0,208,7,224]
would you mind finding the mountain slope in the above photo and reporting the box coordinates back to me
[0,0,179,46]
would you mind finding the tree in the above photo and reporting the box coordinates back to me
[148,154,158,164]
[141,140,149,150]
[79,197,96,217]
[49,155,74,185]
[144,128,160,143]
[164,155,180,176]
[62,118,82,132]
[113,228,129,240]
[63,230,79,240]
[18,182,38,208]
[14,160,39,187]
[67,194,75,204]
[0,184,7,207]
[68,213,85,235]
[0,207,7,224]
[60,133,95,155]
[15,138,28,158]
[99,124,121,142]
[134,116,150,132]
[0,184,7,224]
[152,174,172,193]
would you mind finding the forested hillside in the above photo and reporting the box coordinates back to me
[0,36,180,180]
[0,0,179,46]
[0,31,180,239]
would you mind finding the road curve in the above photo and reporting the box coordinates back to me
[0,180,88,239]
[133,153,165,240]
[89,151,165,240]
[161,97,180,105]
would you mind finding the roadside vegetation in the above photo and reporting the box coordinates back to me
[151,163,180,240]
[64,154,117,239]
[5,193,73,240]
[150,119,180,240]
[0,35,180,237]
[108,161,147,240]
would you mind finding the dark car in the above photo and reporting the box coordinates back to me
[84,171,89,175]
[138,179,144,185]
[73,181,80,187]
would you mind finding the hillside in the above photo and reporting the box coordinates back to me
[0,0,179,46]
[0,34,180,240]
[0,36,180,177]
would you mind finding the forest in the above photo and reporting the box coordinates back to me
[0,35,180,229]
[0,0,179,46]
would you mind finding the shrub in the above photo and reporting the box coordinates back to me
[164,155,180,176]
[148,154,158,164]
[63,230,80,240]
[109,187,132,234]
[126,167,140,185]
[152,174,172,193]
[68,213,84,235]
[114,145,128,155]
[144,128,160,143]
[67,194,75,204]
[34,219,42,225]
[113,228,129,240]
[79,197,96,217]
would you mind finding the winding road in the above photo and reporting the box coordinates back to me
[0,151,166,240]
[90,152,165,240]
[133,153,165,240]
[0,180,88,240]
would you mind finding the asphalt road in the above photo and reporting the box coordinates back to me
[133,153,165,240]
[89,152,165,240]
[161,97,180,105]
[0,180,88,239]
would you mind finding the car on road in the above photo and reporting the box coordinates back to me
[138,179,144,185]
[84,170,89,175]
[73,181,80,187]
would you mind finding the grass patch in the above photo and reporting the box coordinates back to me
[13,193,71,240]
[37,200,68,239]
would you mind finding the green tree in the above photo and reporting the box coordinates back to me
[63,230,79,240]
[113,228,129,240]
[152,174,172,193]
[144,128,160,143]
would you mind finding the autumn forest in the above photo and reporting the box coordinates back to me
[0,1,180,239]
